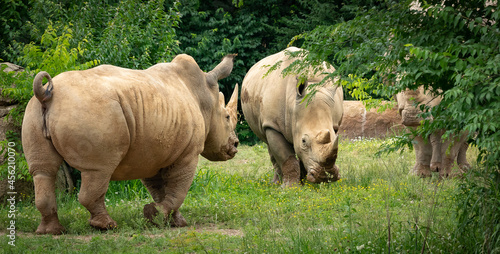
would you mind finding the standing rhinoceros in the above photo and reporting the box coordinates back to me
[396,86,470,177]
[22,54,239,234]
[241,47,343,186]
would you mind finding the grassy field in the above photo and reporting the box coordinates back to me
[0,138,480,253]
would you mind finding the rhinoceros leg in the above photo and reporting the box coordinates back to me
[268,153,281,184]
[33,170,65,235]
[265,129,299,187]
[78,171,116,230]
[429,130,444,173]
[411,135,432,177]
[23,110,65,234]
[142,156,197,227]
[457,140,471,172]
[439,133,468,178]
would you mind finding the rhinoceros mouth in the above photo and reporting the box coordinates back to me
[221,137,239,160]
[401,109,423,127]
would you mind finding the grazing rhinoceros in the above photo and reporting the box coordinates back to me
[22,54,239,234]
[241,47,343,186]
[396,86,470,177]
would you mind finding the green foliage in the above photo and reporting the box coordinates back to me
[288,2,499,252]
[0,131,30,181]
[1,24,98,126]
[20,24,98,75]
[455,167,500,253]
[235,117,259,146]
[82,0,181,69]
[0,0,30,61]
[288,1,499,167]
[0,25,97,182]
[175,2,269,96]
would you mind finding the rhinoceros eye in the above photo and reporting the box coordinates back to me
[300,135,310,149]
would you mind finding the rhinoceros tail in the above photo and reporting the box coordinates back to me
[33,71,54,104]
[33,71,54,139]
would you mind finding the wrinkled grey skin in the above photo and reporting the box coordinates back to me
[396,87,470,177]
[241,47,344,186]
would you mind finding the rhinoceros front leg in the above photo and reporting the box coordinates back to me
[79,171,116,230]
[268,152,281,184]
[457,140,471,172]
[411,135,432,177]
[439,133,468,178]
[265,129,300,187]
[142,156,197,227]
[430,130,444,173]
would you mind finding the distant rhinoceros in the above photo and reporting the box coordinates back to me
[22,54,239,234]
[396,86,470,177]
[241,47,343,186]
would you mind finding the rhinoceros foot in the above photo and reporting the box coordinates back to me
[459,162,471,172]
[430,162,441,172]
[144,202,161,226]
[89,214,117,230]
[410,163,432,178]
[143,202,188,227]
[35,214,65,235]
[169,210,188,227]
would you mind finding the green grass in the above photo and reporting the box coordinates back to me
[0,138,481,253]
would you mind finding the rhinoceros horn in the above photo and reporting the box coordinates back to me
[218,84,239,129]
[227,84,238,127]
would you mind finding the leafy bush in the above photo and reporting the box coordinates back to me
[81,0,181,69]
[285,2,500,252]
[0,25,98,181]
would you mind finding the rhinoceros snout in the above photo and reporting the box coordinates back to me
[401,108,422,127]
[226,135,239,158]
[307,164,340,183]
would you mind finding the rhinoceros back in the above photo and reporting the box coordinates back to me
[37,64,205,179]
[241,48,301,143]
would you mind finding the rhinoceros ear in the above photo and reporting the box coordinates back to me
[207,54,237,87]
[219,92,225,108]
[296,77,308,97]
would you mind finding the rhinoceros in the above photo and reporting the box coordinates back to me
[241,47,343,186]
[396,86,470,177]
[22,54,239,234]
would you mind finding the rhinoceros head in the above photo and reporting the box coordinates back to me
[396,86,442,127]
[292,76,342,183]
[200,55,239,161]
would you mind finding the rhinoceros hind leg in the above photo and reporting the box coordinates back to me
[78,171,116,230]
[33,173,65,235]
[143,156,197,227]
